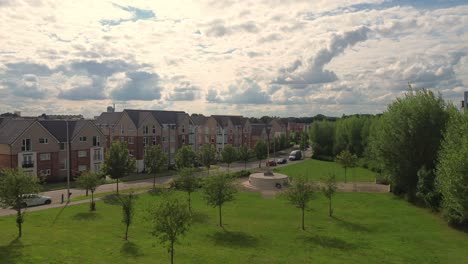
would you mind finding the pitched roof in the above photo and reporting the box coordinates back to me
[95,112,122,127]
[124,109,186,126]
[191,115,208,126]
[0,119,35,144]
[39,120,77,142]
[251,124,267,137]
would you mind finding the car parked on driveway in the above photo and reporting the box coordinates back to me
[276,157,287,164]
[19,194,52,208]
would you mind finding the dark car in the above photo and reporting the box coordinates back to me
[267,159,277,166]
[276,157,287,164]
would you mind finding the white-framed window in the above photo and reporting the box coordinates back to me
[143,137,147,146]
[143,125,148,135]
[152,136,156,145]
[78,150,87,158]
[39,138,48,144]
[128,137,134,144]
[22,154,33,168]
[59,142,65,150]
[152,125,156,134]
[40,153,51,161]
[93,136,100,147]
[60,160,67,170]
[79,136,87,142]
[93,149,102,161]
[78,165,87,172]
[21,139,31,151]
[129,150,134,157]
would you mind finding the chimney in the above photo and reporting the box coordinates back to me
[14,111,21,117]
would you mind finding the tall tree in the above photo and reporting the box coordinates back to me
[436,108,468,226]
[0,169,41,237]
[321,173,338,217]
[75,171,103,211]
[283,176,315,230]
[202,173,237,227]
[238,145,252,170]
[199,144,216,174]
[120,193,135,240]
[335,150,358,183]
[255,140,268,168]
[102,141,136,194]
[175,145,196,169]
[144,145,167,191]
[174,168,199,213]
[151,194,191,264]
[371,90,450,200]
[221,144,237,171]
[309,120,335,157]
[299,132,309,151]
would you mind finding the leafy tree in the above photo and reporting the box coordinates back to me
[436,109,468,226]
[151,194,191,264]
[334,116,372,156]
[321,173,338,217]
[283,176,315,230]
[238,145,252,170]
[175,145,196,169]
[221,144,237,171]
[416,166,440,211]
[255,140,268,168]
[144,145,167,190]
[309,120,335,157]
[102,141,136,194]
[199,144,216,174]
[279,134,288,150]
[120,193,135,240]
[0,169,41,237]
[299,132,309,151]
[335,150,358,183]
[202,173,237,227]
[75,171,103,211]
[371,90,450,200]
[174,168,199,213]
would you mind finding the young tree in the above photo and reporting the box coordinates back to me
[75,171,103,211]
[174,168,199,213]
[283,177,315,230]
[335,150,358,183]
[199,144,216,174]
[238,145,251,170]
[221,144,237,171]
[371,90,450,200]
[175,145,196,169]
[102,141,136,194]
[202,173,237,227]
[436,109,468,226]
[321,173,338,217]
[144,145,167,190]
[120,193,135,240]
[299,132,309,151]
[0,169,41,237]
[255,140,268,168]
[151,194,191,264]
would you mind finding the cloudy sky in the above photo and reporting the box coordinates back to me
[0,0,467,118]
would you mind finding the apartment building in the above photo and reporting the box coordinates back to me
[250,123,271,149]
[0,119,105,181]
[269,119,288,138]
[191,115,209,152]
[206,115,252,152]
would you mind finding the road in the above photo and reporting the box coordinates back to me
[0,155,304,217]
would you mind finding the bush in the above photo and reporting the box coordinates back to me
[313,155,334,162]
[231,170,251,178]
[416,166,440,211]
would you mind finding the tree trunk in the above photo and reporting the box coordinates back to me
[329,197,332,217]
[344,168,347,183]
[219,205,222,227]
[86,189,88,196]
[170,240,174,264]
[301,207,305,231]
[91,191,96,211]
[116,178,119,194]
[125,223,129,240]
[16,207,22,238]
[188,192,192,214]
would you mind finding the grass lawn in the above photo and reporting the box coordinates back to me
[274,159,377,182]
[1,191,467,263]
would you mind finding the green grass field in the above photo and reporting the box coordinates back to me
[1,191,467,263]
[274,159,377,182]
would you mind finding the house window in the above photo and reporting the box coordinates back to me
[60,160,67,170]
[22,154,33,168]
[93,149,102,161]
[152,125,156,134]
[182,125,185,133]
[40,169,51,177]
[152,137,156,145]
[78,165,87,172]
[120,124,124,135]
[79,136,87,142]
[40,153,51,161]
[39,138,48,144]
[21,139,31,151]
[78,150,87,158]
[182,138,185,144]
[92,136,100,147]
[143,137,148,146]
[129,150,134,157]
[143,125,148,135]
[128,137,134,144]
[59,142,65,150]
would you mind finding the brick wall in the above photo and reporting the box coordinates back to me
[0,154,13,169]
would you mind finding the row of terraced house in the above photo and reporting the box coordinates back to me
[0,108,310,182]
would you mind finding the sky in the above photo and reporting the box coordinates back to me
[0,0,467,118]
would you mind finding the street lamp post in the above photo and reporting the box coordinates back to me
[66,120,70,203]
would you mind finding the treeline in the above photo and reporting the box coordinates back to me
[308,90,468,228]
[248,114,337,124]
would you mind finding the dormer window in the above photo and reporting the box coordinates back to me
[39,138,48,144]
[22,139,31,151]
[152,125,156,134]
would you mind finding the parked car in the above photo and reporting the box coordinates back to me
[276,157,287,164]
[288,150,302,161]
[267,159,277,166]
[19,194,52,208]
